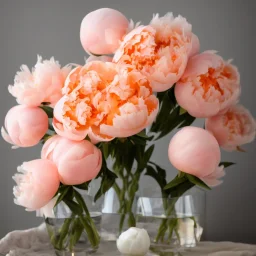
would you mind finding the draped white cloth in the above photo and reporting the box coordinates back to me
[0,224,255,256]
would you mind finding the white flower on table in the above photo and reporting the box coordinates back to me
[116,227,150,255]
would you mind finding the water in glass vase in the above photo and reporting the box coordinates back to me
[136,194,205,253]
[45,212,102,256]
[100,212,137,241]
[137,215,202,251]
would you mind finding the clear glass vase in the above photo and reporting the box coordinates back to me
[136,187,206,253]
[44,193,102,256]
[100,187,138,241]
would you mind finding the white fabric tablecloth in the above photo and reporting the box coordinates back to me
[0,224,255,256]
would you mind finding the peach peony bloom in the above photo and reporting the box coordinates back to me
[113,13,194,92]
[175,51,240,118]
[53,61,158,142]
[13,159,60,210]
[41,135,102,185]
[1,105,48,148]
[206,104,256,151]
[80,8,129,55]
[8,56,72,107]
[168,127,224,186]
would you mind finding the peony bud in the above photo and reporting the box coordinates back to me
[117,227,150,256]
[1,105,48,148]
[13,159,60,211]
[41,135,102,185]
[80,8,129,55]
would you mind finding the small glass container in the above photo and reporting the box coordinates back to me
[44,193,102,256]
[136,187,206,253]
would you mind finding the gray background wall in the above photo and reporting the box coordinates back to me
[0,0,255,243]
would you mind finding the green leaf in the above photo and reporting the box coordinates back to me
[130,136,147,146]
[145,165,167,189]
[164,176,188,190]
[63,199,83,215]
[168,180,195,198]
[85,135,91,142]
[219,162,235,168]
[178,113,196,128]
[94,170,117,202]
[54,186,71,207]
[136,130,148,138]
[48,122,54,131]
[41,134,51,144]
[186,174,211,190]
[145,145,154,162]
[151,91,176,133]
[73,182,89,190]
[102,142,109,159]
[41,102,51,105]
[138,145,154,170]
[167,86,177,104]
[40,106,54,118]
[148,162,167,184]
[154,107,180,140]
[135,130,154,141]
[179,107,187,115]
[73,189,89,216]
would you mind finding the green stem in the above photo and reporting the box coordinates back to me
[155,198,178,243]
[57,217,74,250]
[79,216,98,247]
[69,217,84,252]
[73,190,100,246]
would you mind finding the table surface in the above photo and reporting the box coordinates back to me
[0,224,256,256]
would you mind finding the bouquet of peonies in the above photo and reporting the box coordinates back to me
[2,7,255,253]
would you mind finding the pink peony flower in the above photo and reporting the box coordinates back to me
[80,8,129,55]
[1,105,48,148]
[41,135,102,185]
[13,159,60,210]
[8,56,72,107]
[113,13,194,92]
[175,51,240,118]
[206,104,256,151]
[168,127,224,186]
[53,61,158,142]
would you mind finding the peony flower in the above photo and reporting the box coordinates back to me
[113,13,194,92]
[8,56,72,107]
[13,159,60,211]
[117,227,150,256]
[168,127,224,186]
[80,8,129,55]
[1,105,48,148]
[206,104,256,151]
[41,135,102,185]
[53,61,158,142]
[175,51,240,118]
